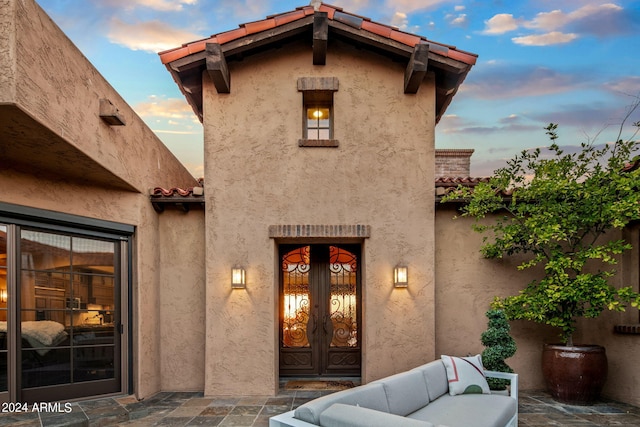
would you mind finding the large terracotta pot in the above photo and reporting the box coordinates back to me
[542,344,608,405]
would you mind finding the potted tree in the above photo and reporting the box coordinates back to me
[443,106,640,404]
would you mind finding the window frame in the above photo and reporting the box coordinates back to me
[297,77,339,148]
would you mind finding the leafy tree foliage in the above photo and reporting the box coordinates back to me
[444,102,640,345]
[481,310,516,390]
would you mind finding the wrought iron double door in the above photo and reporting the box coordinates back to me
[279,244,361,376]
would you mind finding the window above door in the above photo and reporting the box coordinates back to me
[297,77,339,148]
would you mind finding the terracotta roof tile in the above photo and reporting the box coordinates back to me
[319,4,340,18]
[389,29,421,47]
[158,2,478,66]
[243,18,277,35]
[150,187,204,198]
[159,48,189,64]
[187,40,210,55]
[215,27,248,45]
[274,10,308,26]
[435,177,491,187]
[361,20,392,38]
[623,158,640,172]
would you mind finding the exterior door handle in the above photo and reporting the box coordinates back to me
[311,313,318,334]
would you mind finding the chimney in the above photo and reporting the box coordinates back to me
[435,149,474,178]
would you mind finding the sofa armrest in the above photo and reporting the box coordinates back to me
[484,370,518,402]
[319,404,436,427]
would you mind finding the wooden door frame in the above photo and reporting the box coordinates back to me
[278,243,362,377]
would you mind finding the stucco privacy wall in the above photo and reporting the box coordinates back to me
[1,0,200,401]
[435,206,640,405]
[159,210,206,391]
[435,206,554,391]
[575,226,640,406]
[203,41,436,395]
[1,0,195,191]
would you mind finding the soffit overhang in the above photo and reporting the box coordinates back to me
[0,104,137,192]
[159,3,477,124]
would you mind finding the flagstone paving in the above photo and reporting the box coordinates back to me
[1,388,640,426]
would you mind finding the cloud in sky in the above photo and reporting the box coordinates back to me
[446,13,468,27]
[103,0,197,12]
[604,76,640,96]
[439,113,539,135]
[512,31,578,46]
[384,0,453,14]
[107,18,203,52]
[482,13,519,34]
[461,65,586,100]
[482,2,636,46]
[525,3,622,32]
[390,12,409,30]
[134,97,199,121]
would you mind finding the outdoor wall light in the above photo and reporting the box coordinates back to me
[394,266,408,288]
[0,289,6,302]
[231,267,246,289]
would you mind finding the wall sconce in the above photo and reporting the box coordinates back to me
[231,267,246,289]
[0,289,6,302]
[394,266,408,288]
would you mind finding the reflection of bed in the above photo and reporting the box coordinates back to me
[0,321,71,388]
[0,320,68,355]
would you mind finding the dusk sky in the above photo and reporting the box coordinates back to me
[36,0,640,178]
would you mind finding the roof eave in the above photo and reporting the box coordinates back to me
[160,8,476,124]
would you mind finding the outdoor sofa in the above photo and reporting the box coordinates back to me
[269,358,518,427]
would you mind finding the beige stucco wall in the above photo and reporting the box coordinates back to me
[159,210,206,391]
[1,0,201,401]
[576,226,640,406]
[1,0,194,191]
[435,205,640,405]
[203,40,436,395]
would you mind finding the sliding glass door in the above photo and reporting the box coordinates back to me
[0,209,131,403]
[0,225,8,403]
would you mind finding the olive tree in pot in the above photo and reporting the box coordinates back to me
[443,103,640,404]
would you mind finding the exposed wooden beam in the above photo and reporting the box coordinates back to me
[206,43,230,94]
[404,43,429,94]
[313,12,328,65]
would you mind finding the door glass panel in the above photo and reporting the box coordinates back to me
[329,246,358,348]
[282,246,311,348]
[19,230,117,389]
[0,225,7,392]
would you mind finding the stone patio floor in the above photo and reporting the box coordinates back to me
[1,388,640,426]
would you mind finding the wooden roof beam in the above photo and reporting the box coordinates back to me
[206,43,230,94]
[313,12,328,65]
[404,43,429,94]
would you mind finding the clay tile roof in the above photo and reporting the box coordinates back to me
[150,185,205,213]
[623,158,640,172]
[159,3,476,66]
[435,177,492,200]
[159,2,477,124]
[435,177,491,188]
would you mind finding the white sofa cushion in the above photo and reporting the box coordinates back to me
[441,355,490,395]
[374,370,430,416]
[408,394,517,427]
[411,360,449,401]
[294,383,389,425]
[319,403,435,427]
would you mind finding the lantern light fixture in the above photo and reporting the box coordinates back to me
[394,266,408,288]
[231,267,246,289]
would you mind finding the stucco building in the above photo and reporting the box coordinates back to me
[2,0,640,407]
